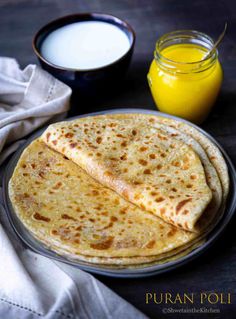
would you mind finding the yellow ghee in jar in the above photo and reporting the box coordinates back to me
[148,43,223,124]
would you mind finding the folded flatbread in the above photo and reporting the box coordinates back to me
[41,116,213,231]
[102,113,229,199]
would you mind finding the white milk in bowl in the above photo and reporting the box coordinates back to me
[40,21,131,70]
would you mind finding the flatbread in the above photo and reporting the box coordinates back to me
[48,239,206,268]
[9,140,200,260]
[8,113,229,268]
[9,140,219,267]
[154,116,229,201]
[41,119,213,232]
[101,113,229,227]
[102,113,229,200]
[54,114,223,233]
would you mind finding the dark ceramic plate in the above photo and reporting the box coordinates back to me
[2,109,236,278]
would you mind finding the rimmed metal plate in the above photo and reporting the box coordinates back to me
[2,109,236,278]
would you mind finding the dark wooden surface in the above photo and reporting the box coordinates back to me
[1,1,236,318]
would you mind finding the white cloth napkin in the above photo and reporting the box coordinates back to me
[0,57,71,164]
[0,58,147,319]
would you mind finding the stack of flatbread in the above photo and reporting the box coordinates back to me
[9,113,229,268]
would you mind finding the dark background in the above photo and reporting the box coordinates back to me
[1,0,236,318]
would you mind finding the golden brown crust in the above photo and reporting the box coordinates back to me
[9,140,201,260]
[41,116,213,232]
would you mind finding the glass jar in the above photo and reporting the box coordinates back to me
[147,30,223,124]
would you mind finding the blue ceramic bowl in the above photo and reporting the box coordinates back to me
[33,13,135,96]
